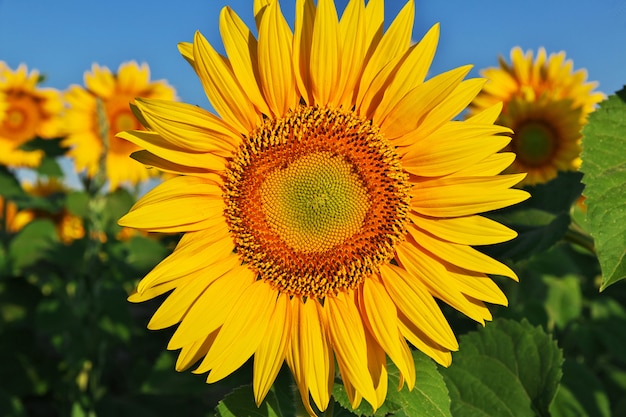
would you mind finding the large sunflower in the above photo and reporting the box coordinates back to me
[0,61,64,168]
[471,47,604,186]
[119,0,529,413]
[62,61,176,190]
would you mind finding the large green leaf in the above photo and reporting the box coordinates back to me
[581,88,626,290]
[8,219,59,272]
[550,360,610,417]
[332,350,451,417]
[439,319,563,417]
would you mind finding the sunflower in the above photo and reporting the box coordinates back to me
[0,195,20,234]
[62,61,176,190]
[10,178,85,244]
[0,61,64,168]
[471,47,604,186]
[119,0,528,413]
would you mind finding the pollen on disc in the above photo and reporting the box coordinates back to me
[260,151,371,253]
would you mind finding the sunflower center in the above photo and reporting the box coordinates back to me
[260,151,370,253]
[224,106,410,299]
[1,97,39,141]
[514,121,556,166]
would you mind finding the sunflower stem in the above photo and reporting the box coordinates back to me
[564,222,596,254]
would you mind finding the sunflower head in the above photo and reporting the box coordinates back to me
[62,61,176,190]
[471,47,604,186]
[0,61,64,168]
[118,0,528,414]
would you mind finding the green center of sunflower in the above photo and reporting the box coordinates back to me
[224,106,410,298]
[260,151,370,252]
[514,121,556,166]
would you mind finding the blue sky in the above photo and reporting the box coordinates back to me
[1,0,625,109]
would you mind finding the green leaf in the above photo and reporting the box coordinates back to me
[439,319,563,417]
[0,167,25,199]
[35,156,64,177]
[333,350,451,417]
[581,88,626,289]
[214,385,284,417]
[542,275,583,329]
[66,191,90,218]
[549,360,610,417]
[8,219,59,272]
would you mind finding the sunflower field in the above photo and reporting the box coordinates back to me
[1,1,626,417]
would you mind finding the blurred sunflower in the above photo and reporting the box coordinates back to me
[0,62,64,168]
[0,196,20,234]
[11,178,85,244]
[471,47,604,186]
[119,0,528,413]
[62,61,176,190]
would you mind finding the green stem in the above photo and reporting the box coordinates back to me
[564,223,596,254]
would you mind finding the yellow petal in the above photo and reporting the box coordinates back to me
[357,0,414,109]
[193,31,260,133]
[401,124,510,177]
[131,150,225,179]
[253,293,291,406]
[134,97,240,155]
[118,176,226,233]
[397,310,452,367]
[178,42,194,66]
[364,329,388,410]
[336,0,366,108]
[203,280,276,383]
[147,256,239,330]
[379,65,472,139]
[409,212,517,246]
[379,263,458,350]
[309,0,341,106]
[406,224,519,280]
[293,0,316,104]
[175,329,219,372]
[169,265,256,350]
[466,102,503,125]
[411,174,529,218]
[300,299,334,411]
[372,23,439,122]
[360,278,414,387]
[448,152,516,177]
[220,7,272,116]
[257,0,298,116]
[326,291,378,407]
[117,130,227,172]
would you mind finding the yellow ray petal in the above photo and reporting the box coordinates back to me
[193,31,260,133]
[410,174,528,217]
[466,102,503,125]
[372,23,439,122]
[293,0,316,104]
[257,0,298,116]
[397,310,453,367]
[364,329,388,410]
[406,224,518,281]
[310,0,341,106]
[403,78,490,142]
[300,299,334,411]
[448,152,516,177]
[178,42,194,66]
[131,150,225,179]
[138,232,235,295]
[401,124,510,177]
[220,7,272,116]
[128,279,179,303]
[360,278,413,386]
[409,213,517,246]
[254,0,271,27]
[169,265,256,350]
[357,0,414,108]
[326,291,377,407]
[203,280,276,382]
[148,256,240,330]
[175,328,219,372]
[253,292,291,406]
[379,65,472,139]
[117,130,227,172]
[379,264,458,350]
[134,97,240,154]
[336,0,366,108]
[395,243,493,324]
[118,176,226,233]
